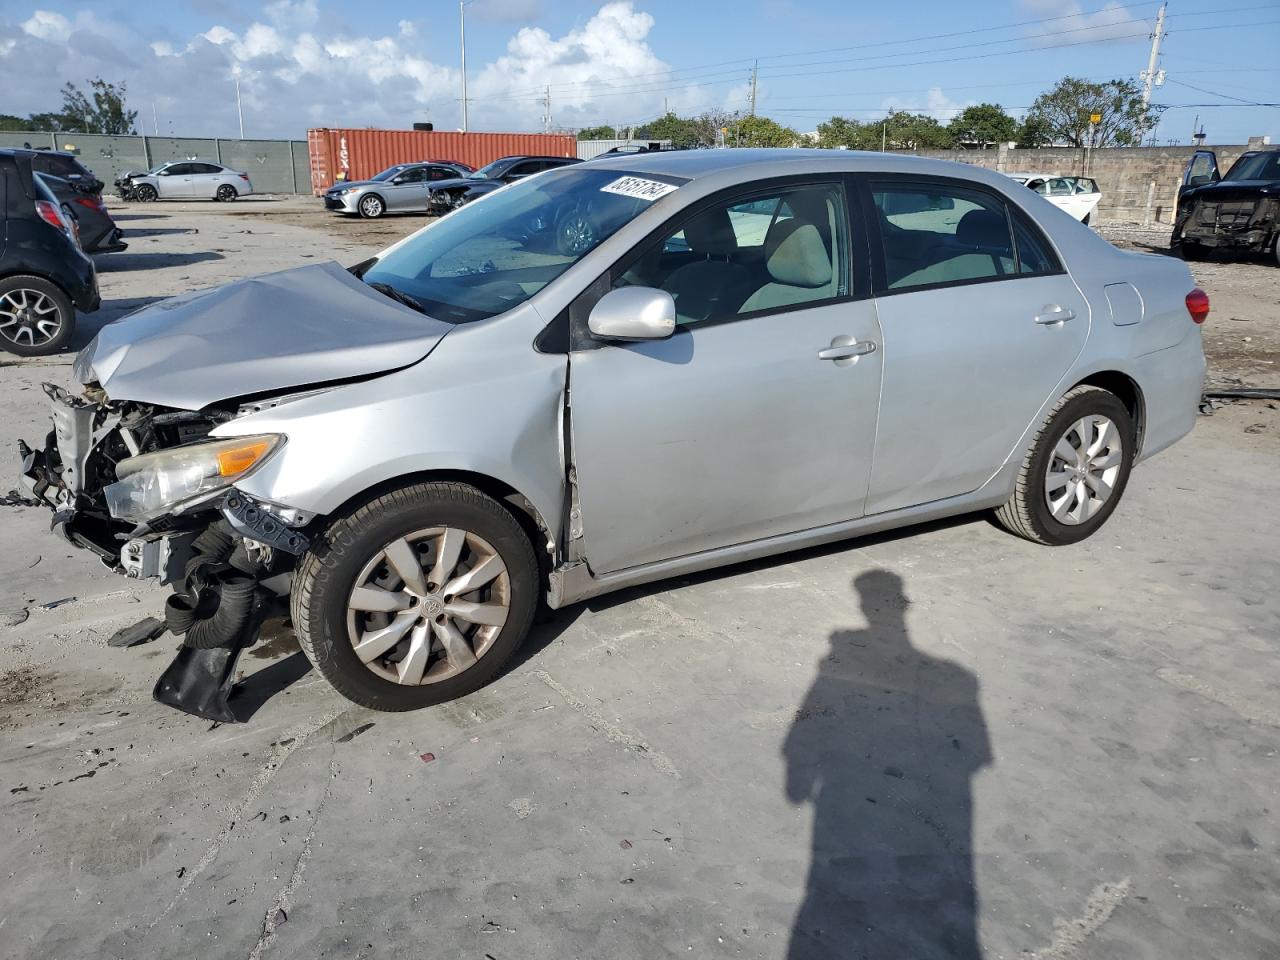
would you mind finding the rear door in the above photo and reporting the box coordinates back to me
[862,175,1088,514]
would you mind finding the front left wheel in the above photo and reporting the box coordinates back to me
[292,482,539,711]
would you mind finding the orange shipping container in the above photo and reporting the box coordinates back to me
[307,128,577,195]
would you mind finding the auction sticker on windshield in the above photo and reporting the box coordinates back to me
[601,176,679,201]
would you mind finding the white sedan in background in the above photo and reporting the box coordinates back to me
[1007,173,1102,224]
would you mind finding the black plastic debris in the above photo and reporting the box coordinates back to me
[1203,387,1280,401]
[39,596,76,610]
[336,722,375,743]
[107,617,167,648]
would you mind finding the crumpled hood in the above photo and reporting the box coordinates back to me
[75,261,452,410]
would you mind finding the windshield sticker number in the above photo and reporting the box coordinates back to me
[601,176,678,201]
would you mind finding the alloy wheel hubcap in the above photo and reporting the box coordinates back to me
[361,197,381,216]
[561,217,593,254]
[0,289,61,347]
[1044,414,1124,525]
[345,527,510,685]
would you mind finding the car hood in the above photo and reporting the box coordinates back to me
[328,180,379,191]
[429,177,492,191]
[75,261,452,410]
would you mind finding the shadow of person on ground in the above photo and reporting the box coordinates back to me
[784,569,991,960]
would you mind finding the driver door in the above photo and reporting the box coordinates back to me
[384,165,429,212]
[568,178,883,575]
[157,163,191,198]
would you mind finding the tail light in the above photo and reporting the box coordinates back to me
[1185,287,1210,324]
[35,199,66,231]
[239,173,250,181]
[74,196,107,214]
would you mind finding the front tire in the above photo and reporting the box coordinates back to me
[358,194,385,219]
[0,275,75,356]
[292,482,539,711]
[135,183,158,202]
[994,386,1135,546]
[1177,239,1210,261]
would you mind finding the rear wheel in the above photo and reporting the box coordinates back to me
[216,184,238,202]
[134,183,158,202]
[0,275,75,357]
[994,386,1134,546]
[358,194,385,218]
[292,482,539,711]
[1178,240,1210,261]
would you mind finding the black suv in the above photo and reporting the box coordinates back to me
[1172,147,1280,265]
[425,155,582,214]
[1,149,100,356]
[28,149,106,196]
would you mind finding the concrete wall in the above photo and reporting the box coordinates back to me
[900,143,1255,224]
[0,131,309,194]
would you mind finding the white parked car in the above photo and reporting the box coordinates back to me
[1007,174,1102,224]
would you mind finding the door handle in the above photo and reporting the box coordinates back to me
[1035,305,1076,324]
[818,336,877,365]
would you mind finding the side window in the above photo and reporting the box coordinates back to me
[428,166,452,180]
[872,182,1015,290]
[166,163,192,176]
[614,182,848,326]
[1048,178,1074,196]
[1011,215,1061,275]
[1026,179,1049,195]
[397,166,427,183]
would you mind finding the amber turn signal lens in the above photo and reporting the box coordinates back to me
[216,439,273,477]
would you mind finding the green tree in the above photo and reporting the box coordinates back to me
[948,103,1017,148]
[1016,114,1054,148]
[634,112,706,148]
[0,114,38,132]
[56,78,138,135]
[1025,76,1161,147]
[816,116,879,150]
[577,125,617,140]
[882,110,952,150]
[732,114,800,148]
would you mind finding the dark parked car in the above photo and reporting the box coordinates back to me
[28,149,105,196]
[1,150,100,356]
[35,173,127,254]
[1172,147,1280,264]
[425,156,581,214]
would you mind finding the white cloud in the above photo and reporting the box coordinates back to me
[0,1,699,137]
[881,86,970,119]
[1019,0,1148,45]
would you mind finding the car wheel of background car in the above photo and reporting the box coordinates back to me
[555,211,598,257]
[0,275,75,357]
[216,184,237,202]
[358,194,385,219]
[994,385,1134,546]
[292,481,539,711]
[1177,240,1210,261]
[1082,212,1092,226]
[135,184,158,202]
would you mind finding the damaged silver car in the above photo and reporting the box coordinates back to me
[20,151,1207,721]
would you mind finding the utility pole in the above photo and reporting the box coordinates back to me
[235,78,244,139]
[152,102,159,136]
[540,85,552,134]
[459,0,470,133]
[749,60,758,117]
[1140,3,1167,120]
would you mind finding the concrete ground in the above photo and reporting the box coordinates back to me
[1,198,1277,959]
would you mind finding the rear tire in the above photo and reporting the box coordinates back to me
[0,275,75,357]
[216,184,237,202]
[292,482,539,711]
[994,386,1135,546]
[1177,240,1210,261]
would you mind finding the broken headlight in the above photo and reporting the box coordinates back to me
[103,434,283,522]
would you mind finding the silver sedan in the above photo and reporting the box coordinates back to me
[128,161,253,201]
[324,162,473,218]
[25,150,1207,715]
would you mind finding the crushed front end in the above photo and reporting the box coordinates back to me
[18,382,312,722]
[1174,192,1279,254]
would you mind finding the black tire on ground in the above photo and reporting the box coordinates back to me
[0,274,76,357]
[993,385,1135,546]
[1082,212,1092,226]
[291,482,539,711]
[216,184,238,201]
[358,194,385,219]
[135,183,158,202]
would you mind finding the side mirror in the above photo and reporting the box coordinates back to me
[1188,174,1212,187]
[157,169,170,176]
[588,287,676,342]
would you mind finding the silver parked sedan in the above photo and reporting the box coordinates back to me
[21,150,1207,718]
[324,162,473,218]
[128,161,252,201]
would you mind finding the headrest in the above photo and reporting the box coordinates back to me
[765,219,832,288]
[956,209,1010,251]
[683,207,738,256]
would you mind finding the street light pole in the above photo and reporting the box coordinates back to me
[235,77,245,139]
[459,0,469,133]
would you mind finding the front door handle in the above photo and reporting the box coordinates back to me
[818,336,877,366]
[1035,304,1076,324]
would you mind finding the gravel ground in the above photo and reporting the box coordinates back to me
[0,200,1276,959]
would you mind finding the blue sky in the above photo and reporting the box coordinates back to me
[1,0,1276,142]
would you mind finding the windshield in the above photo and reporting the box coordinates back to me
[361,167,683,324]
[468,159,512,180]
[1223,151,1280,182]
[370,165,408,182]
[147,164,169,174]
